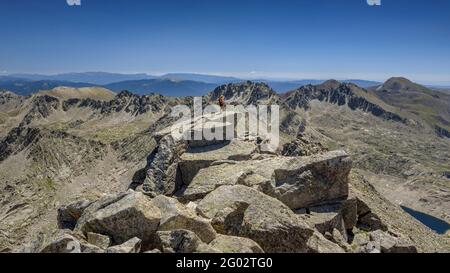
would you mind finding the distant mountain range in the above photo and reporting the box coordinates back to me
[8,72,156,85]
[431,87,450,95]
[0,77,94,96]
[159,73,241,84]
[104,79,218,97]
[0,72,383,96]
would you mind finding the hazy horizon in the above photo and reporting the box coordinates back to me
[4,71,450,87]
[1,0,450,85]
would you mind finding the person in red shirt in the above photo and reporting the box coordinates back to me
[218,95,225,112]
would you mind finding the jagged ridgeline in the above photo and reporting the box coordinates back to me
[0,80,449,253]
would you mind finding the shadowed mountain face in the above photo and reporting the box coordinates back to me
[0,80,449,253]
[283,80,406,123]
[208,81,281,105]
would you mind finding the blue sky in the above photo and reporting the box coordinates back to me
[0,0,450,84]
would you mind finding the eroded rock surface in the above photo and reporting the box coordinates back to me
[209,234,264,253]
[196,185,335,253]
[75,191,161,245]
[32,108,446,253]
[262,151,352,209]
[151,195,216,243]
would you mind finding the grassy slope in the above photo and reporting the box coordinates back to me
[372,78,450,132]
[37,87,116,101]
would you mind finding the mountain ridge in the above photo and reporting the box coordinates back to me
[0,78,449,253]
[371,77,450,137]
[1,73,385,96]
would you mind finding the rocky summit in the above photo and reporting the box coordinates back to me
[21,118,419,253]
[0,81,449,253]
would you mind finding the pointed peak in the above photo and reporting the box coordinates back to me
[381,77,426,92]
[384,77,414,86]
[117,90,136,98]
[318,79,342,90]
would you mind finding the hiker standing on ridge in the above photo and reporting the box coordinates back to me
[218,95,226,112]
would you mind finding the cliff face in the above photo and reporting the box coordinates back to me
[284,81,406,123]
[0,126,41,161]
[208,81,281,106]
[436,125,450,139]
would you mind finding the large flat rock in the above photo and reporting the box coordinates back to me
[208,234,264,253]
[179,150,352,208]
[180,139,256,162]
[178,140,257,186]
[196,185,334,253]
[178,156,285,201]
[261,150,352,209]
[75,191,161,245]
